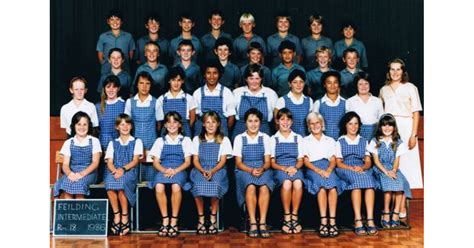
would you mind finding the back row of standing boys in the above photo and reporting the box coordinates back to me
[55,9,422,238]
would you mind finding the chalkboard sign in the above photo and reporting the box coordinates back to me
[53,199,108,236]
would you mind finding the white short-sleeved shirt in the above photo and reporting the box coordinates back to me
[335,135,370,158]
[379,82,423,117]
[124,94,161,121]
[302,134,336,162]
[346,94,384,125]
[192,136,233,160]
[104,136,144,161]
[192,84,236,117]
[147,134,194,162]
[270,131,304,159]
[60,99,99,135]
[232,132,271,157]
[233,86,278,122]
[60,135,102,157]
[312,94,345,113]
[367,138,408,158]
[275,92,314,112]
[156,90,197,121]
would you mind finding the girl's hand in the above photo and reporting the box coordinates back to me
[287,167,297,177]
[252,168,263,177]
[163,168,173,178]
[67,172,80,182]
[352,166,364,173]
[204,170,212,180]
[408,135,417,150]
[114,168,124,179]
[321,170,330,179]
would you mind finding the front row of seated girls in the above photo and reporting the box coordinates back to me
[54,108,411,237]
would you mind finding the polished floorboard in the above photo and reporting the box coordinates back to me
[50,199,423,247]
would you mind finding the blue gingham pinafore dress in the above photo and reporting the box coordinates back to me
[104,139,139,206]
[148,138,191,190]
[372,140,412,198]
[319,98,345,140]
[131,97,157,182]
[194,86,229,137]
[162,95,192,137]
[190,141,229,198]
[235,136,275,208]
[95,100,125,149]
[273,136,305,185]
[336,137,379,190]
[232,92,271,141]
[54,139,98,196]
[359,124,376,141]
[305,158,346,195]
[283,95,310,136]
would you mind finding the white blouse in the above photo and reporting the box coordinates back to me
[232,132,271,157]
[302,134,336,161]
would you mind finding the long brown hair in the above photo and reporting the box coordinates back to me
[374,114,401,151]
[199,111,224,144]
[385,58,409,85]
[100,75,121,115]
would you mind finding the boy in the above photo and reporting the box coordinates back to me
[96,10,135,74]
[135,13,170,67]
[301,14,334,70]
[213,37,241,90]
[271,40,306,97]
[201,9,233,62]
[60,76,99,136]
[169,13,202,65]
[97,48,132,99]
[339,48,364,98]
[306,46,336,100]
[134,41,168,98]
[266,12,302,69]
[176,40,202,94]
[333,20,368,70]
[232,13,267,67]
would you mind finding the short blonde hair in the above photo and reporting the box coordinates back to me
[306,112,325,132]
[239,13,255,25]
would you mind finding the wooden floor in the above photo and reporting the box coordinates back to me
[50,199,423,247]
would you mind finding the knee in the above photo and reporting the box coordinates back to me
[246,185,256,195]
[281,180,292,191]
[259,186,270,196]
[155,184,166,194]
[171,184,182,193]
[292,180,303,190]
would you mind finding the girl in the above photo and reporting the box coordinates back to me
[54,111,102,199]
[303,112,345,238]
[192,60,235,137]
[233,108,274,238]
[157,66,197,138]
[95,75,125,150]
[232,64,278,141]
[148,111,193,237]
[270,108,305,234]
[335,111,379,236]
[124,71,160,182]
[346,72,383,141]
[104,114,143,235]
[312,71,345,140]
[274,69,313,137]
[190,111,232,235]
[379,58,422,219]
[368,114,412,228]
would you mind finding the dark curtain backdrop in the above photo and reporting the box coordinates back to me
[51,0,423,116]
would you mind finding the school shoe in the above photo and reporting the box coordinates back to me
[390,212,401,228]
[281,213,293,234]
[109,211,122,235]
[354,219,367,236]
[259,223,271,238]
[120,212,131,236]
[380,212,392,229]
[247,223,259,238]
[328,217,339,237]
[167,216,180,238]
[196,214,207,235]
[365,218,378,236]
[157,216,168,237]
[318,216,329,238]
[208,213,218,234]
[291,214,302,234]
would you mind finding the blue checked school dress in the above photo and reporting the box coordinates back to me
[148,138,191,190]
[372,140,412,198]
[360,124,376,141]
[190,141,229,198]
[95,101,125,149]
[162,95,192,137]
[319,99,345,140]
[54,139,98,196]
[131,97,157,182]
[235,136,275,208]
[273,136,305,185]
[336,137,379,190]
[232,92,271,141]
[194,86,229,137]
[104,139,139,206]
[283,95,310,136]
[305,159,346,195]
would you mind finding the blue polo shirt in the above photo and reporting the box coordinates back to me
[301,35,333,70]
[306,67,336,100]
[135,35,170,66]
[232,34,267,67]
[271,63,306,97]
[169,35,202,65]
[133,63,169,94]
[97,70,132,99]
[339,68,364,99]
[219,62,241,90]
[200,32,233,61]
[266,33,302,69]
[239,63,273,89]
[334,38,368,68]
[176,61,202,94]
[96,30,135,73]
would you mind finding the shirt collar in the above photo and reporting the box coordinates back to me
[133,94,152,103]
[165,90,185,98]
[321,94,343,104]
[115,136,136,145]
[204,83,222,93]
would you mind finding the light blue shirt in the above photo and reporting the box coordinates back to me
[306,67,336,100]
[96,30,136,73]
[133,63,168,93]
[271,63,306,97]
[220,62,241,90]
[266,33,302,69]
[200,32,232,61]
[334,38,368,68]
[97,70,132,94]
[135,35,170,66]
[169,35,202,64]
[239,63,273,89]
[176,61,202,94]
[339,68,364,99]
[301,35,333,70]
[232,34,267,67]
